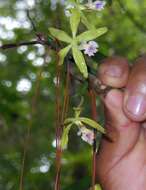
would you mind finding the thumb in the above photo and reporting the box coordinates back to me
[104,89,131,132]
[104,89,140,145]
[96,90,140,179]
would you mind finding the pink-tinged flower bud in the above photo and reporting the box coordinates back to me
[77,126,94,145]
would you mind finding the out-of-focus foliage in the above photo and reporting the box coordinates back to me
[0,0,146,189]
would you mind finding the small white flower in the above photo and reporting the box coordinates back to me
[64,9,72,17]
[65,3,75,10]
[78,126,94,145]
[80,41,99,57]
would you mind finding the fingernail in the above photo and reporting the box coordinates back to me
[105,65,123,77]
[126,93,146,116]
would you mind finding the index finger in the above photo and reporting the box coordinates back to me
[123,55,146,121]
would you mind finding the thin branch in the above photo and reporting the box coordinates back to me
[19,48,50,190]
[19,66,43,190]
[26,9,44,42]
[26,9,37,34]
[0,38,57,50]
[0,39,110,96]
[0,41,41,50]
[88,89,97,190]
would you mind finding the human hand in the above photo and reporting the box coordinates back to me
[96,55,146,190]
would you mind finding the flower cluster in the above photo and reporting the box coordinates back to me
[86,0,106,11]
[50,0,106,14]
[79,41,99,57]
[77,126,94,145]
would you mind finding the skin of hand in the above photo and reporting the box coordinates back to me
[96,55,146,190]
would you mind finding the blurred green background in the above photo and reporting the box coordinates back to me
[0,0,146,189]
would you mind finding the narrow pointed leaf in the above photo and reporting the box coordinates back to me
[72,46,88,78]
[60,124,72,150]
[49,27,72,43]
[79,117,105,133]
[81,12,95,30]
[64,118,75,124]
[77,27,108,42]
[58,45,71,65]
[70,9,80,37]
[74,120,83,126]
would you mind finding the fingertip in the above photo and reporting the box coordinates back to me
[98,56,129,88]
[105,89,123,108]
[123,55,146,122]
[123,90,146,122]
[104,89,131,130]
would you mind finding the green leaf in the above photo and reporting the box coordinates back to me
[81,12,95,30]
[95,184,102,190]
[79,117,105,134]
[60,124,72,150]
[89,184,102,190]
[72,46,88,78]
[58,45,71,65]
[74,120,83,126]
[77,27,108,42]
[64,118,75,124]
[49,27,72,43]
[70,9,81,37]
